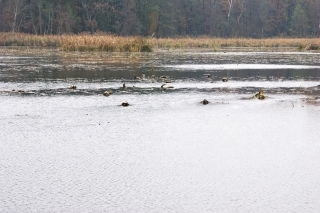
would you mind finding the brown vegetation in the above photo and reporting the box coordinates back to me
[148,37,320,50]
[0,33,60,47]
[60,34,152,52]
[1,33,320,52]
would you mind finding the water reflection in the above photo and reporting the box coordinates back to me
[0,51,319,98]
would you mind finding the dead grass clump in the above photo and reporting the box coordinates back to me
[305,44,319,51]
[59,34,152,52]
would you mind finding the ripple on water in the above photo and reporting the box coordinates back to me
[165,64,320,70]
[1,52,320,212]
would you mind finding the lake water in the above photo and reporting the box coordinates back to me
[1,50,320,212]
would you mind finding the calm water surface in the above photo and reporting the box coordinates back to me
[1,51,320,212]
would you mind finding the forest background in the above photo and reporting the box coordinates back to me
[0,0,319,38]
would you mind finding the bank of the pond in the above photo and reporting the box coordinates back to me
[0,33,320,52]
[0,46,313,59]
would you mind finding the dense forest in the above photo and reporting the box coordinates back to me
[0,0,319,38]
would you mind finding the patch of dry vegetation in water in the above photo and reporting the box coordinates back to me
[60,34,152,52]
[0,33,60,47]
[0,33,152,52]
[302,96,320,106]
[0,33,320,52]
[148,37,320,51]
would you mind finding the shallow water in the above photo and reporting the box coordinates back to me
[1,51,320,212]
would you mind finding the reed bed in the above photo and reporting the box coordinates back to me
[148,37,320,50]
[60,34,152,52]
[0,33,60,47]
[0,33,319,52]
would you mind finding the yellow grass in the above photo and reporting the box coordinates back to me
[0,32,60,47]
[60,34,152,52]
[148,37,320,50]
[0,33,319,52]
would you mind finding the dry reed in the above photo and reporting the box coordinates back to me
[148,37,320,50]
[60,34,152,52]
[0,33,319,52]
[0,33,60,47]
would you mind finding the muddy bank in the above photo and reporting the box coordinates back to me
[0,46,317,56]
[1,47,320,66]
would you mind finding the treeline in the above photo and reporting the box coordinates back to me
[0,0,319,38]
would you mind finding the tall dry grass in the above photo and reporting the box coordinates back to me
[0,33,60,47]
[0,33,319,51]
[148,37,320,50]
[60,34,152,52]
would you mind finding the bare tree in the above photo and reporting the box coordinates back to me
[119,0,141,35]
[45,2,54,34]
[37,0,42,34]
[10,0,27,32]
[77,0,109,33]
[227,0,237,22]
[237,1,246,23]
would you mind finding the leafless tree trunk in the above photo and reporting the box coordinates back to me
[11,0,27,32]
[237,1,246,23]
[37,0,42,34]
[119,0,141,35]
[77,0,109,33]
[227,0,237,22]
[209,0,218,35]
[46,2,54,34]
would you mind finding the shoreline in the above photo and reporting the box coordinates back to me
[0,33,320,53]
[0,46,318,57]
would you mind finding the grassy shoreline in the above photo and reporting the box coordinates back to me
[0,33,319,52]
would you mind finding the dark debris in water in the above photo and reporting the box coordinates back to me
[302,96,320,106]
[2,84,319,99]
[121,101,130,107]
[1,51,320,108]
[200,99,210,105]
